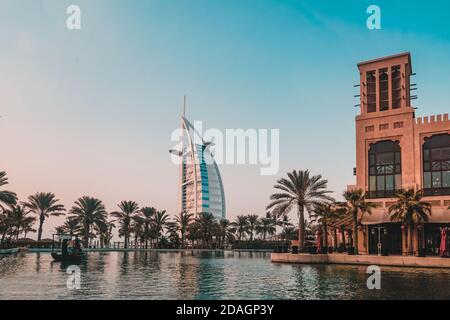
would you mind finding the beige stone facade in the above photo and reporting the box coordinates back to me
[348,53,450,256]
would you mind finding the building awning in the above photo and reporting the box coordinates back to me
[361,210,392,225]
[329,215,353,229]
[427,209,450,223]
[361,208,450,224]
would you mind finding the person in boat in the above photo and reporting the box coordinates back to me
[74,237,82,253]
[67,239,75,255]
[61,239,69,256]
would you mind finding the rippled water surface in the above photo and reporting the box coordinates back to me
[0,251,449,300]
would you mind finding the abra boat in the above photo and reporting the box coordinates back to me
[51,234,87,262]
[51,252,87,262]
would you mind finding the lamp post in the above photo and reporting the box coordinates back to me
[371,225,383,256]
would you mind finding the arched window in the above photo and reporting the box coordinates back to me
[367,71,376,113]
[379,69,389,111]
[423,134,450,196]
[368,141,402,198]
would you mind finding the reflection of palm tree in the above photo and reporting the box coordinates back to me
[231,215,249,241]
[111,201,139,249]
[0,171,17,211]
[389,189,431,256]
[246,214,260,241]
[175,211,193,248]
[267,170,333,249]
[22,192,65,241]
[342,189,376,254]
[69,196,107,247]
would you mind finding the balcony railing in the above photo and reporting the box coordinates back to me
[423,188,450,197]
[366,190,400,199]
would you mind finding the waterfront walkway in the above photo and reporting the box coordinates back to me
[271,253,450,268]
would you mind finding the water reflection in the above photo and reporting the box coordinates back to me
[0,251,449,300]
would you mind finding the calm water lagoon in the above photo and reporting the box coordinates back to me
[0,251,449,300]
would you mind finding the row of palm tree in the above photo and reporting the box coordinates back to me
[266,169,438,255]
[2,169,442,254]
[1,171,287,249]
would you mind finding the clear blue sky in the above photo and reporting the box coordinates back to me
[1,0,450,238]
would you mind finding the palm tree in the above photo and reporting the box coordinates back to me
[388,189,431,255]
[175,210,193,248]
[266,170,334,249]
[231,215,249,241]
[138,207,156,249]
[342,189,377,254]
[187,222,202,247]
[152,210,169,248]
[111,201,139,249]
[256,217,276,240]
[69,196,107,247]
[0,171,17,211]
[95,219,115,248]
[0,209,15,241]
[131,215,145,248]
[194,212,217,248]
[11,205,35,240]
[166,221,180,248]
[280,226,297,240]
[246,214,260,241]
[60,217,80,236]
[310,203,343,248]
[217,219,234,249]
[0,205,34,240]
[55,226,65,235]
[22,192,65,241]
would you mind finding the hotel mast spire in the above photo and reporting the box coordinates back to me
[183,95,186,118]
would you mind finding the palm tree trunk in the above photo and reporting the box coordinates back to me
[341,226,346,248]
[37,213,45,241]
[353,210,359,254]
[298,204,305,249]
[333,228,338,249]
[84,224,89,247]
[124,225,129,249]
[409,224,414,255]
[323,223,328,248]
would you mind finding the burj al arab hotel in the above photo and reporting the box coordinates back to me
[170,104,226,220]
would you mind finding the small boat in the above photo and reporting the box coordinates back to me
[0,247,19,255]
[51,252,87,262]
[51,233,87,263]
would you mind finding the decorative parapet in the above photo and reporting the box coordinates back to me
[415,113,449,126]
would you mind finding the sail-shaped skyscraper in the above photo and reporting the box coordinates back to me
[170,105,226,220]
